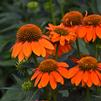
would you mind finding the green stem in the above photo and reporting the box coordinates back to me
[85,88,91,101]
[76,39,80,57]
[50,0,56,24]
[95,43,98,59]
[55,44,59,60]
[52,89,57,101]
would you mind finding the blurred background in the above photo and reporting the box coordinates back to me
[0,0,101,101]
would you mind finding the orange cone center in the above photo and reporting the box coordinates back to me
[16,24,42,42]
[83,15,101,26]
[39,59,58,72]
[78,56,97,70]
[62,11,83,26]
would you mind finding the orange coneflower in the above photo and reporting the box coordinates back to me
[67,56,101,87]
[46,24,76,46]
[11,24,54,62]
[31,59,69,89]
[62,11,83,33]
[78,14,101,42]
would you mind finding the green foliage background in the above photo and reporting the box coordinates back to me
[0,0,101,101]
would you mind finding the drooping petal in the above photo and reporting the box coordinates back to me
[82,71,89,83]
[38,42,46,57]
[57,67,68,78]
[38,73,49,88]
[12,42,22,58]
[73,70,83,86]
[96,26,101,39]
[86,26,93,42]
[18,51,24,62]
[77,26,86,38]
[23,41,32,58]
[39,38,54,50]
[31,70,40,80]
[51,71,64,85]
[49,73,57,89]
[34,72,43,87]
[67,66,79,78]
[87,72,92,87]
[91,70,100,86]
[31,42,41,56]
[95,70,101,86]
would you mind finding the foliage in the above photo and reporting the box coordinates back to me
[0,0,101,101]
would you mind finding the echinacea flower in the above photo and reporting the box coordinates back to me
[31,59,69,89]
[11,24,54,62]
[67,56,101,87]
[46,24,76,46]
[78,14,101,42]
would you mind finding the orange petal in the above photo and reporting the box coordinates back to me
[51,71,64,85]
[23,41,32,58]
[67,66,79,79]
[12,42,22,58]
[91,71,100,86]
[31,42,41,56]
[95,70,101,86]
[18,51,24,62]
[96,26,101,38]
[73,70,83,86]
[60,36,65,46]
[82,81,85,87]
[38,42,46,57]
[86,26,93,42]
[82,71,89,83]
[38,73,49,88]
[34,72,43,87]
[87,72,93,87]
[57,62,69,67]
[31,70,40,80]
[49,73,57,89]
[57,67,68,78]
[78,26,86,38]
[39,38,54,50]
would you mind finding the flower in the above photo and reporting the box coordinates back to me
[54,44,72,57]
[46,24,76,46]
[62,11,83,27]
[78,14,101,42]
[31,59,69,89]
[11,24,54,62]
[67,56,101,87]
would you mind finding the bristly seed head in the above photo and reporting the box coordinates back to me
[62,11,83,26]
[16,24,42,42]
[83,14,101,26]
[39,59,58,72]
[78,56,98,70]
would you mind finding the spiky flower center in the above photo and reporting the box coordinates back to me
[16,24,42,42]
[54,28,68,36]
[39,59,58,72]
[83,14,101,26]
[78,56,98,70]
[62,11,83,26]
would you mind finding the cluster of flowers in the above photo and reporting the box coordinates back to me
[11,11,101,90]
